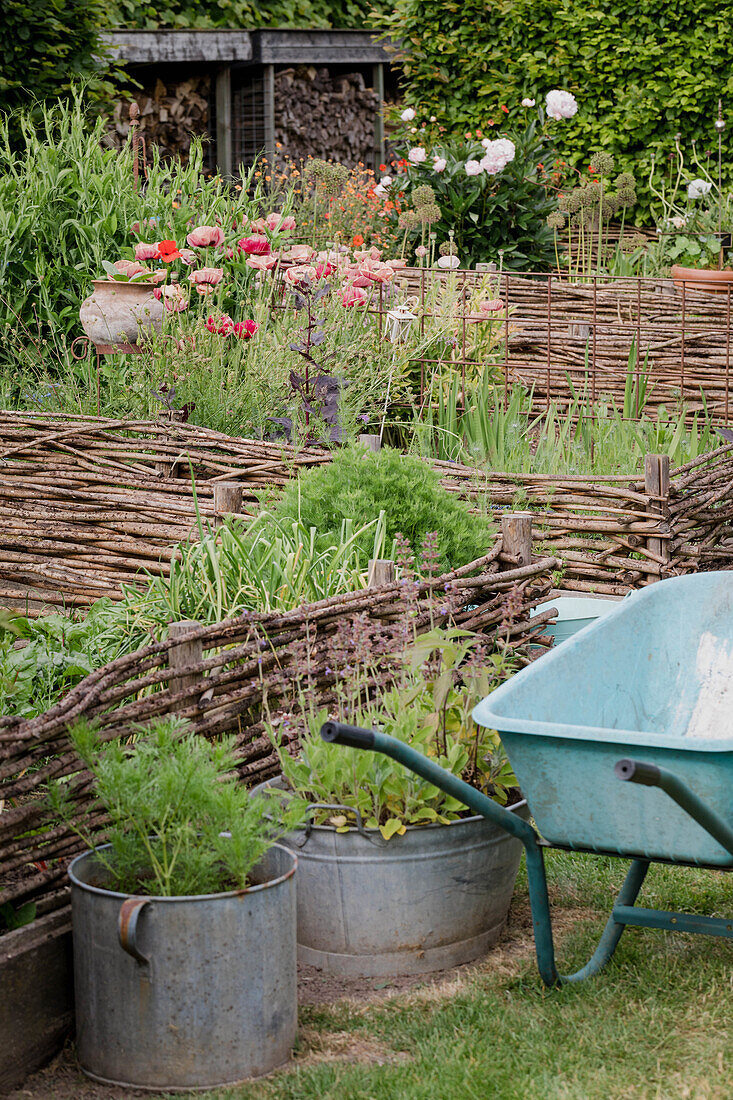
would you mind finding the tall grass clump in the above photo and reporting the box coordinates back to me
[0,92,266,365]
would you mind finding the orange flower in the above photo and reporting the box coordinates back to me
[500,104,509,114]
[157,240,181,263]
[352,234,365,247]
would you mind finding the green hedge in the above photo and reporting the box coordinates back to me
[0,0,117,114]
[109,0,389,29]
[379,0,733,220]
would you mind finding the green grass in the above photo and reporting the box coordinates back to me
[151,850,733,1100]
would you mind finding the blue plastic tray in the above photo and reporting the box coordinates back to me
[474,573,733,867]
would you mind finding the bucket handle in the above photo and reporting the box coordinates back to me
[298,802,387,847]
[118,897,151,966]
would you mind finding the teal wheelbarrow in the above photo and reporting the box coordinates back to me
[321,572,733,987]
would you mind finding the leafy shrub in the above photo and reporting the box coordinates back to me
[268,446,493,570]
[49,718,303,896]
[392,114,557,268]
[109,0,388,28]
[0,0,117,116]
[379,0,733,220]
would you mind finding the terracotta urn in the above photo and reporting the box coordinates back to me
[670,265,733,295]
[79,280,163,347]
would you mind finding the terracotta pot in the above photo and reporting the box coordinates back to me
[670,265,733,295]
[79,280,163,347]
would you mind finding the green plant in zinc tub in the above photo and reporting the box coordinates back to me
[261,538,526,976]
[48,717,306,1089]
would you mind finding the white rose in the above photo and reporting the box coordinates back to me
[437,255,461,269]
[433,157,447,172]
[546,89,579,120]
[521,98,536,107]
[373,184,388,199]
[465,159,483,176]
[380,175,392,186]
[408,146,427,164]
[400,107,416,122]
[688,178,712,199]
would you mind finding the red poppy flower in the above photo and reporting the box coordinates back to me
[238,236,271,256]
[500,105,509,114]
[157,240,181,262]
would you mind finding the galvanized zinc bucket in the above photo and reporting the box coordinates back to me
[255,782,528,977]
[69,843,297,1091]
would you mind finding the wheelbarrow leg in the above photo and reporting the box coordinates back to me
[560,858,650,984]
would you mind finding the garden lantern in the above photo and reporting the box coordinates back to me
[385,300,418,343]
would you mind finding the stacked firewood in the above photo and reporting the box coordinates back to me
[106,77,212,163]
[274,66,378,167]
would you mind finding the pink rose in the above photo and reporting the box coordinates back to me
[134,242,160,262]
[238,236,271,256]
[233,319,259,339]
[188,267,224,295]
[433,157,447,173]
[408,146,427,164]
[186,225,225,248]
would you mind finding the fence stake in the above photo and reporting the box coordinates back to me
[213,482,243,525]
[368,559,396,586]
[359,434,381,452]
[501,512,533,568]
[168,620,203,712]
[644,454,671,576]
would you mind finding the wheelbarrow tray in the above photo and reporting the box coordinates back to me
[474,573,733,868]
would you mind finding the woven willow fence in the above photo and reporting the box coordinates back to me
[392,268,733,425]
[0,541,558,915]
[0,413,732,607]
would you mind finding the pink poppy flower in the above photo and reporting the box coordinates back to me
[284,264,317,285]
[284,244,314,262]
[186,225,225,248]
[265,212,297,233]
[479,298,505,312]
[188,267,224,296]
[249,217,267,233]
[342,285,368,308]
[134,242,160,262]
[353,246,382,262]
[178,247,197,266]
[153,284,189,312]
[314,262,334,279]
[233,319,259,339]
[246,254,278,271]
[206,314,234,335]
[238,236,271,256]
[112,259,150,279]
[385,259,408,270]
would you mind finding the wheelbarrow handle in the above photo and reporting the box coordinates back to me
[321,721,376,750]
[615,756,733,858]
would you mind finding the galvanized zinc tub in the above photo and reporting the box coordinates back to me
[69,843,297,1091]
[255,782,528,977]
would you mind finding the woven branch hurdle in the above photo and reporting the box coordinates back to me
[0,413,732,606]
[392,268,733,425]
[0,412,328,613]
[435,444,733,595]
[0,540,558,914]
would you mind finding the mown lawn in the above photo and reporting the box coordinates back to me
[183,851,733,1100]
